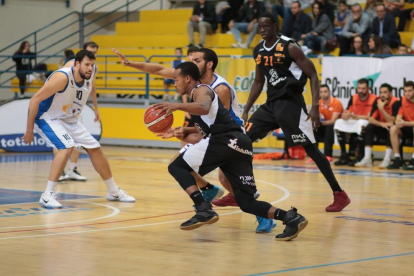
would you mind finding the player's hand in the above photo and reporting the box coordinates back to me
[307,105,321,130]
[173,127,186,140]
[94,110,101,122]
[377,100,386,110]
[152,102,179,115]
[112,48,130,66]
[381,122,393,130]
[156,128,175,139]
[396,120,405,128]
[342,110,350,120]
[21,130,34,145]
[185,112,191,119]
[241,112,249,124]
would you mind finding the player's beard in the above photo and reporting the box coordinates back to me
[79,68,91,80]
[199,64,207,79]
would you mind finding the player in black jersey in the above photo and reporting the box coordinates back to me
[154,62,308,241]
[242,13,351,212]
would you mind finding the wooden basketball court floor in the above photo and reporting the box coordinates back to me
[0,146,413,275]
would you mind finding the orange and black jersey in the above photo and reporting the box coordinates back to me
[398,96,414,122]
[253,35,307,102]
[347,93,378,116]
[370,97,400,122]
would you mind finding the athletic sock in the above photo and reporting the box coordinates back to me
[274,209,287,221]
[69,162,77,171]
[364,147,372,159]
[200,183,214,191]
[338,132,346,154]
[190,191,205,205]
[394,153,401,158]
[384,148,393,160]
[104,177,118,194]
[45,180,57,194]
[412,153,414,159]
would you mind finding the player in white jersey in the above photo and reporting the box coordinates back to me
[22,50,135,208]
[58,41,100,181]
[113,47,276,233]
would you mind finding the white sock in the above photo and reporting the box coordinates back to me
[384,148,392,160]
[394,153,401,158]
[45,180,57,194]
[412,153,414,159]
[69,162,77,171]
[104,177,118,194]
[364,147,372,159]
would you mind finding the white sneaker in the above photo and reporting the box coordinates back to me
[231,43,240,48]
[68,167,87,181]
[39,192,62,208]
[355,157,372,167]
[106,187,136,202]
[379,158,391,169]
[239,43,248,49]
[58,171,70,182]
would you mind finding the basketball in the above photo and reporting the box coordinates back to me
[144,106,174,133]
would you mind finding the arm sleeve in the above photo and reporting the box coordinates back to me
[313,15,331,34]
[334,100,344,114]
[204,3,216,25]
[392,101,401,116]
[353,15,370,35]
[341,17,353,38]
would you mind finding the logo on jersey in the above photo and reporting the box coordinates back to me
[255,54,262,65]
[276,43,284,52]
[291,133,307,143]
[195,123,207,137]
[269,69,287,86]
[274,53,285,64]
[227,138,253,156]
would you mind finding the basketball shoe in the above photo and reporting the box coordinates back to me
[39,192,62,208]
[106,187,136,202]
[326,190,351,212]
[256,216,277,233]
[201,185,225,202]
[275,207,308,241]
[211,193,238,207]
[180,201,219,230]
[58,171,69,182]
[403,158,414,170]
[387,157,404,169]
[68,167,87,181]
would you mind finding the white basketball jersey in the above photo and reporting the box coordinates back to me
[36,66,95,122]
[210,73,244,126]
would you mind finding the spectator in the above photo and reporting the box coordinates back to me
[230,0,265,48]
[216,0,244,33]
[397,44,409,54]
[384,0,405,18]
[334,78,378,166]
[340,4,371,56]
[272,0,311,34]
[59,49,75,68]
[348,35,368,55]
[372,4,401,48]
[284,1,312,41]
[368,34,393,55]
[364,0,377,20]
[397,8,414,31]
[303,2,336,53]
[334,0,350,36]
[355,83,401,168]
[307,85,343,164]
[12,41,36,98]
[187,0,217,48]
[387,81,414,170]
[315,0,335,23]
[163,48,186,101]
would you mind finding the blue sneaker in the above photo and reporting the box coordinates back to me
[201,185,225,202]
[256,216,277,233]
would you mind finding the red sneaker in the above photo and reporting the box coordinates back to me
[326,190,351,212]
[211,193,238,207]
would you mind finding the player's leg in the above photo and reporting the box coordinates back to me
[355,124,376,167]
[403,127,414,170]
[67,149,87,181]
[388,125,404,169]
[53,147,70,181]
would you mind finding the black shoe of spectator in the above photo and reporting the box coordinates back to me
[334,153,349,166]
[198,43,204,48]
[188,43,196,48]
[387,157,404,169]
[403,158,414,170]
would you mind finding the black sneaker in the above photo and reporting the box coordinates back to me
[403,158,414,171]
[275,207,308,241]
[387,157,404,169]
[334,153,349,166]
[180,201,219,230]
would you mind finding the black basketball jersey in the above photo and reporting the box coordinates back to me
[253,35,307,102]
[190,84,241,137]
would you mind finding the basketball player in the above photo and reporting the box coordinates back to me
[112,47,276,232]
[153,62,308,241]
[241,13,351,212]
[21,50,135,208]
[59,41,100,181]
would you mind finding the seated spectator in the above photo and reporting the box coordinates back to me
[355,83,400,168]
[216,0,244,33]
[397,44,409,54]
[384,0,405,18]
[387,81,414,170]
[59,49,75,68]
[163,48,186,101]
[334,78,378,166]
[284,1,312,42]
[303,2,336,53]
[307,85,343,164]
[334,1,350,36]
[315,0,335,23]
[339,4,371,56]
[348,35,368,55]
[372,4,401,48]
[368,34,393,55]
[364,0,377,21]
[187,0,217,48]
[272,0,311,34]
[230,0,265,48]
[397,7,414,31]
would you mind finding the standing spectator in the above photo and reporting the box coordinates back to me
[216,0,244,33]
[284,1,312,41]
[187,0,217,48]
[272,0,311,34]
[307,85,343,164]
[372,4,401,48]
[387,81,414,170]
[12,41,36,98]
[334,1,350,36]
[364,0,378,20]
[303,2,336,54]
[397,44,409,54]
[384,0,405,18]
[230,0,265,48]
[340,4,371,56]
[355,83,401,168]
[397,8,414,31]
[315,0,335,23]
[334,78,378,166]
[368,34,393,54]
[348,35,368,55]
[163,48,186,101]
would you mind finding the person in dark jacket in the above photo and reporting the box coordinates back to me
[12,41,36,98]
[372,4,401,48]
[217,0,244,33]
[187,0,217,48]
[285,1,312,42]
[316,0,335,23]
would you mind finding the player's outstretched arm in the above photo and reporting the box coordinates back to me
[112,48,174,79]
[242,64,265,122]
[22,73,68,144]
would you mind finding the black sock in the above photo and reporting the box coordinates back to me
[337,132,346,154]
[200,183,214,191]
[304,144,343,192]
[274,209,287,221]
[189,191,205,205]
